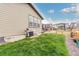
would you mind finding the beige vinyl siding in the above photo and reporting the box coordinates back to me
[0,3,42,37]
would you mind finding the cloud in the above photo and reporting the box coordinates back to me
[42,20,50,24]
[42,18,77,24]
[61,6,76,13]
[42,18,73,24]
[52,19,75,24]
[48,9,54,14]
[42,17,53,24]
[74,4,79,16]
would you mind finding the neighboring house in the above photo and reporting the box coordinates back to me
[70,21,79,30]
[0,3,44,41]
[53,23,69,30]
[42,20,53,32]
[42,24,53,32]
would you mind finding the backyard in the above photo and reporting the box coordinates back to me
[0,33,69,56]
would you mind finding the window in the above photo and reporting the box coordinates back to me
[34,17,38,28]
[28,15,40,28]
[37,18,41,27]
[28,15,34,28]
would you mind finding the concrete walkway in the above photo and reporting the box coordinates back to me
[66,39,79,56]
[65,32,79,56]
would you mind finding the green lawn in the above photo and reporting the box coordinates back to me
[0,33,69,56]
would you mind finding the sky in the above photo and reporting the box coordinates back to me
[35,3,79,24]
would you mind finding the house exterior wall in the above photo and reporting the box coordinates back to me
[0,3,42,37]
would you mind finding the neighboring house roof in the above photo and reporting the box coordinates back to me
[53,23,68,25]
[28,3,44,19]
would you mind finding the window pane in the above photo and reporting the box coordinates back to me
[37,19,41,27]
[29,15,33,22]
[38,19,41,24]
[34,17,38,23]
[34,17,37,28]
[29,15,33,27]
[29,22,32,27]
